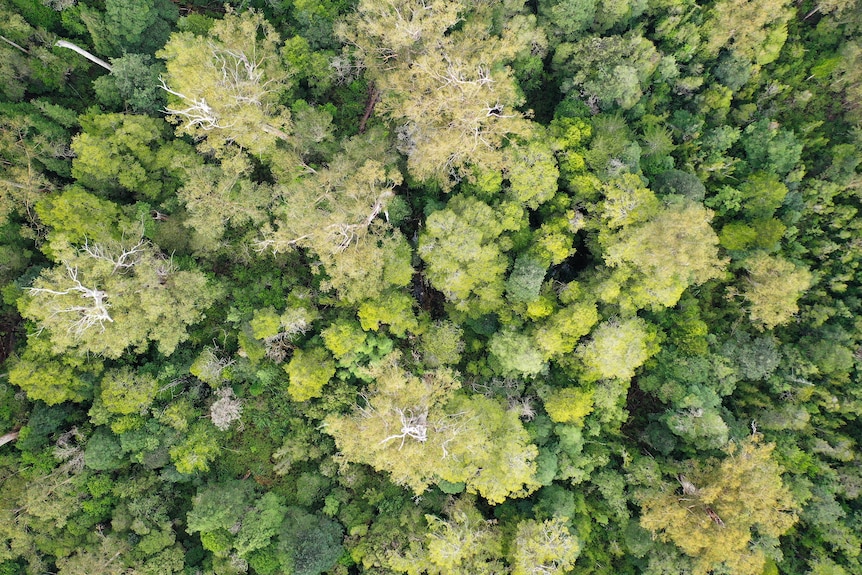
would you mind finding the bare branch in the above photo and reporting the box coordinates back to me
[54,40,112,72]
[29,265,113,335]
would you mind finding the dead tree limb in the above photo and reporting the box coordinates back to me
[0,431,19,448]
[55,40,112,72]
[358,83,380,134]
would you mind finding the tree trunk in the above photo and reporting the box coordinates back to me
[55,40,113,72]
[261,123,292,141]
[0,430,19,448]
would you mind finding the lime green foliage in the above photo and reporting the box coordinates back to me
[358,290,419,336]
[7,338,100,404]
[533,299,600,359]
[169,421,221,474]
[739,253,813,330]
[321,318,368,360]
[100,367,158,415]
[720,222,758,251]
[285,346,336,402]
[35,186,127,260]
[419,195,520,316]
[543,387,594,424]
[71,112,192,202]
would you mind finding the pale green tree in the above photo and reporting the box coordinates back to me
[600,198,726,311]
[509,516,581,575]
[178,150,273,254]
[639,437,798,575]
[739,253,812,330]
[388,496,505,575]
[338,0,536,185]
[324,352,539,502]
[702,0,793,65]
[21,238,217,358]
[533,300,599,360]
[157,9,293,156]
[419,195,523,316]
[577,317,660,382]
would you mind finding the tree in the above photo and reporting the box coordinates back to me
[388,496,505,575]
[324,352,539,502]
[276,507,343,575]
[543,387,594,425]
[509,517,581,575]
[553,33,661,110]
[100,367,158,416]
[638,437,798,575]
[157,9,293,156]
[284,346,336,402]
[577,317,660,382]
[338,0,535,185]
[7,337,100,404]
[70,112,194,202]
[78,0,177,57]
[209,387,243,432]
[0,7,89,102]
[738,253,812,330]
[178,150,272,254]
[259,128,403,263]
[0,103,72,225]
[488,330,546,378]
[21,237,217,358]
[702,0,793,65]
[93,53,166,115]
[420,321,465,367]
[419,195,521,317]
[599,195,726,311]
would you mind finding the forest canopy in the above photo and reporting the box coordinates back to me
[1,0,862,574]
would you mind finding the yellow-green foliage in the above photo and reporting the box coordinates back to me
[543,387,594,424]
[284,346,336,402]
[639,437,798,575]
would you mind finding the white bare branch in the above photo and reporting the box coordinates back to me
[379,407,429,449]
[29,265,113,336]
[80,237,147,274]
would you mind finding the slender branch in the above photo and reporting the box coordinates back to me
[1,35,29,55]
